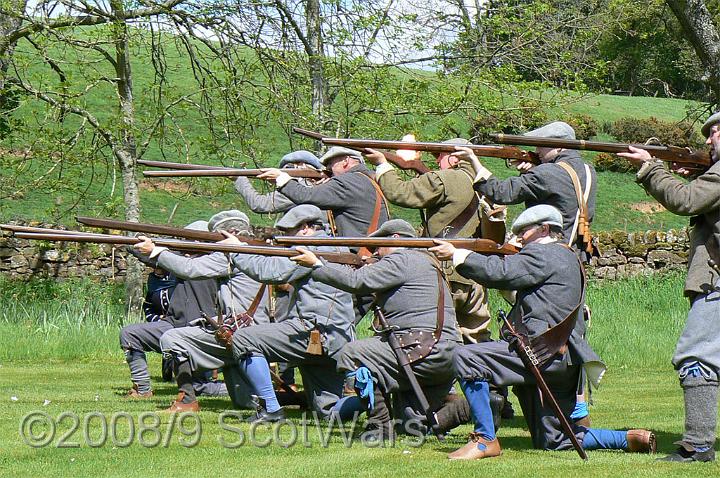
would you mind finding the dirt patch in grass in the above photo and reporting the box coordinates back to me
[630,201,666,214]
[140,179,194,194]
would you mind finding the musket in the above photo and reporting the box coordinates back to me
[491,133,712,174]
[143,168,327,179]
[75,216,267,246]
[274,236,520,256]
[12,232,365,267]
[292,127,432,174]
[304,134,538,166]
[498,310,588,461]
[373,304,445,441]
[137,160,233,170]
[1,224,114,238]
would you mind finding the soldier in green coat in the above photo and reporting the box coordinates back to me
[365,139,506,344]
[618,111,720,463]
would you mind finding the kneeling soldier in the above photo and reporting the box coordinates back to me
[292,219,462,440]
[431,205,655,459]
[221,205,356,421]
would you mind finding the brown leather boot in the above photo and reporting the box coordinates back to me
[574,416,591,428]
[162,392,200,413]
[448,433,502,460]
[626,429,656,453]
[125,384,154,399]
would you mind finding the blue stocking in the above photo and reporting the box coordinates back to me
[239,355,281,413]
[582,429,628,450]
[461,380,496,442]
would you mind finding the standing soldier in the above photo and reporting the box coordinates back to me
[234,150,323,214]
[257,146,389,238]
[431,205,655,459]
[365,138,506,344]
[617,112,720,462]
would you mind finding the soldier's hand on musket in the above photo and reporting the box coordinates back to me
[257,168,284,182]
[507,234,522,248]
[617,145,653,168]
[134,236,156,255]
[290,247,321,267]
[509,159,535,173]
[218,230,247,246]
[429,239,456,261]
[363,148,387,166]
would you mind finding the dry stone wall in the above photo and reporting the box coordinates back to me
[0,222,691,281]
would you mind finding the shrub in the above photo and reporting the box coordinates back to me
[566,113,599,139]
[472,104,549,142]
[593,152,636,173]
[606,116,704,148]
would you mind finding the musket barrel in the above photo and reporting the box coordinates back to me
[138,160,233,170]
[274,236,519,255]
[490,133,712,169]
[143,169,326,179]
[14,232,362,266]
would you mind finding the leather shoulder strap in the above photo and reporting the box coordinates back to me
[245,284,267,317]
[556,161,594,255]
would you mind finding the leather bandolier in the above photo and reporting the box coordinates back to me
[214,284,267,350]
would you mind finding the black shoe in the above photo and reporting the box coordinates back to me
[658,442,715,462]
[359,422,395,446]
[246,407,286,423]
[500,398,514,420]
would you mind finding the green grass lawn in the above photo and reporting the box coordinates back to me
[0,273,718,476]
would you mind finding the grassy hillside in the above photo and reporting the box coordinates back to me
[0,36,702,233]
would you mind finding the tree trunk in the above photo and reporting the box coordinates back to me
[666,0,720,106]
[306,0,326,120]
[0,1,25,89]
[111,1,143,314]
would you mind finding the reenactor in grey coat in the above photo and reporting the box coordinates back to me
[292,219,462,440]
[456,121,597,257]
[365,139,506,344]
[234,150,323,214]
[618,111,720,462]
[257,146,389,238]
[120,221,218,399]
[133,210,269,412]
[431,205,655,460]
[219,205,356,422]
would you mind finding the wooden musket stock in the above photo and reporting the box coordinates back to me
[75,216,267,246]
[274,236,520,256]
[292,127,432,174]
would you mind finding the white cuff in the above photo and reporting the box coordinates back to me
[276,172,292,188]
[149,246,168,259]
[471,158,493,183]
[452,249,473,267]
[375,161,395,179]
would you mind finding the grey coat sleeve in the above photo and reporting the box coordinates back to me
[156,251,232,280]
[311,253,408,295]
[475,166,549,205]
[456,247,552,290]
[638,162,720,216]
[234,176,295,213]
[229,253,312,284]
[279,177,351,209]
